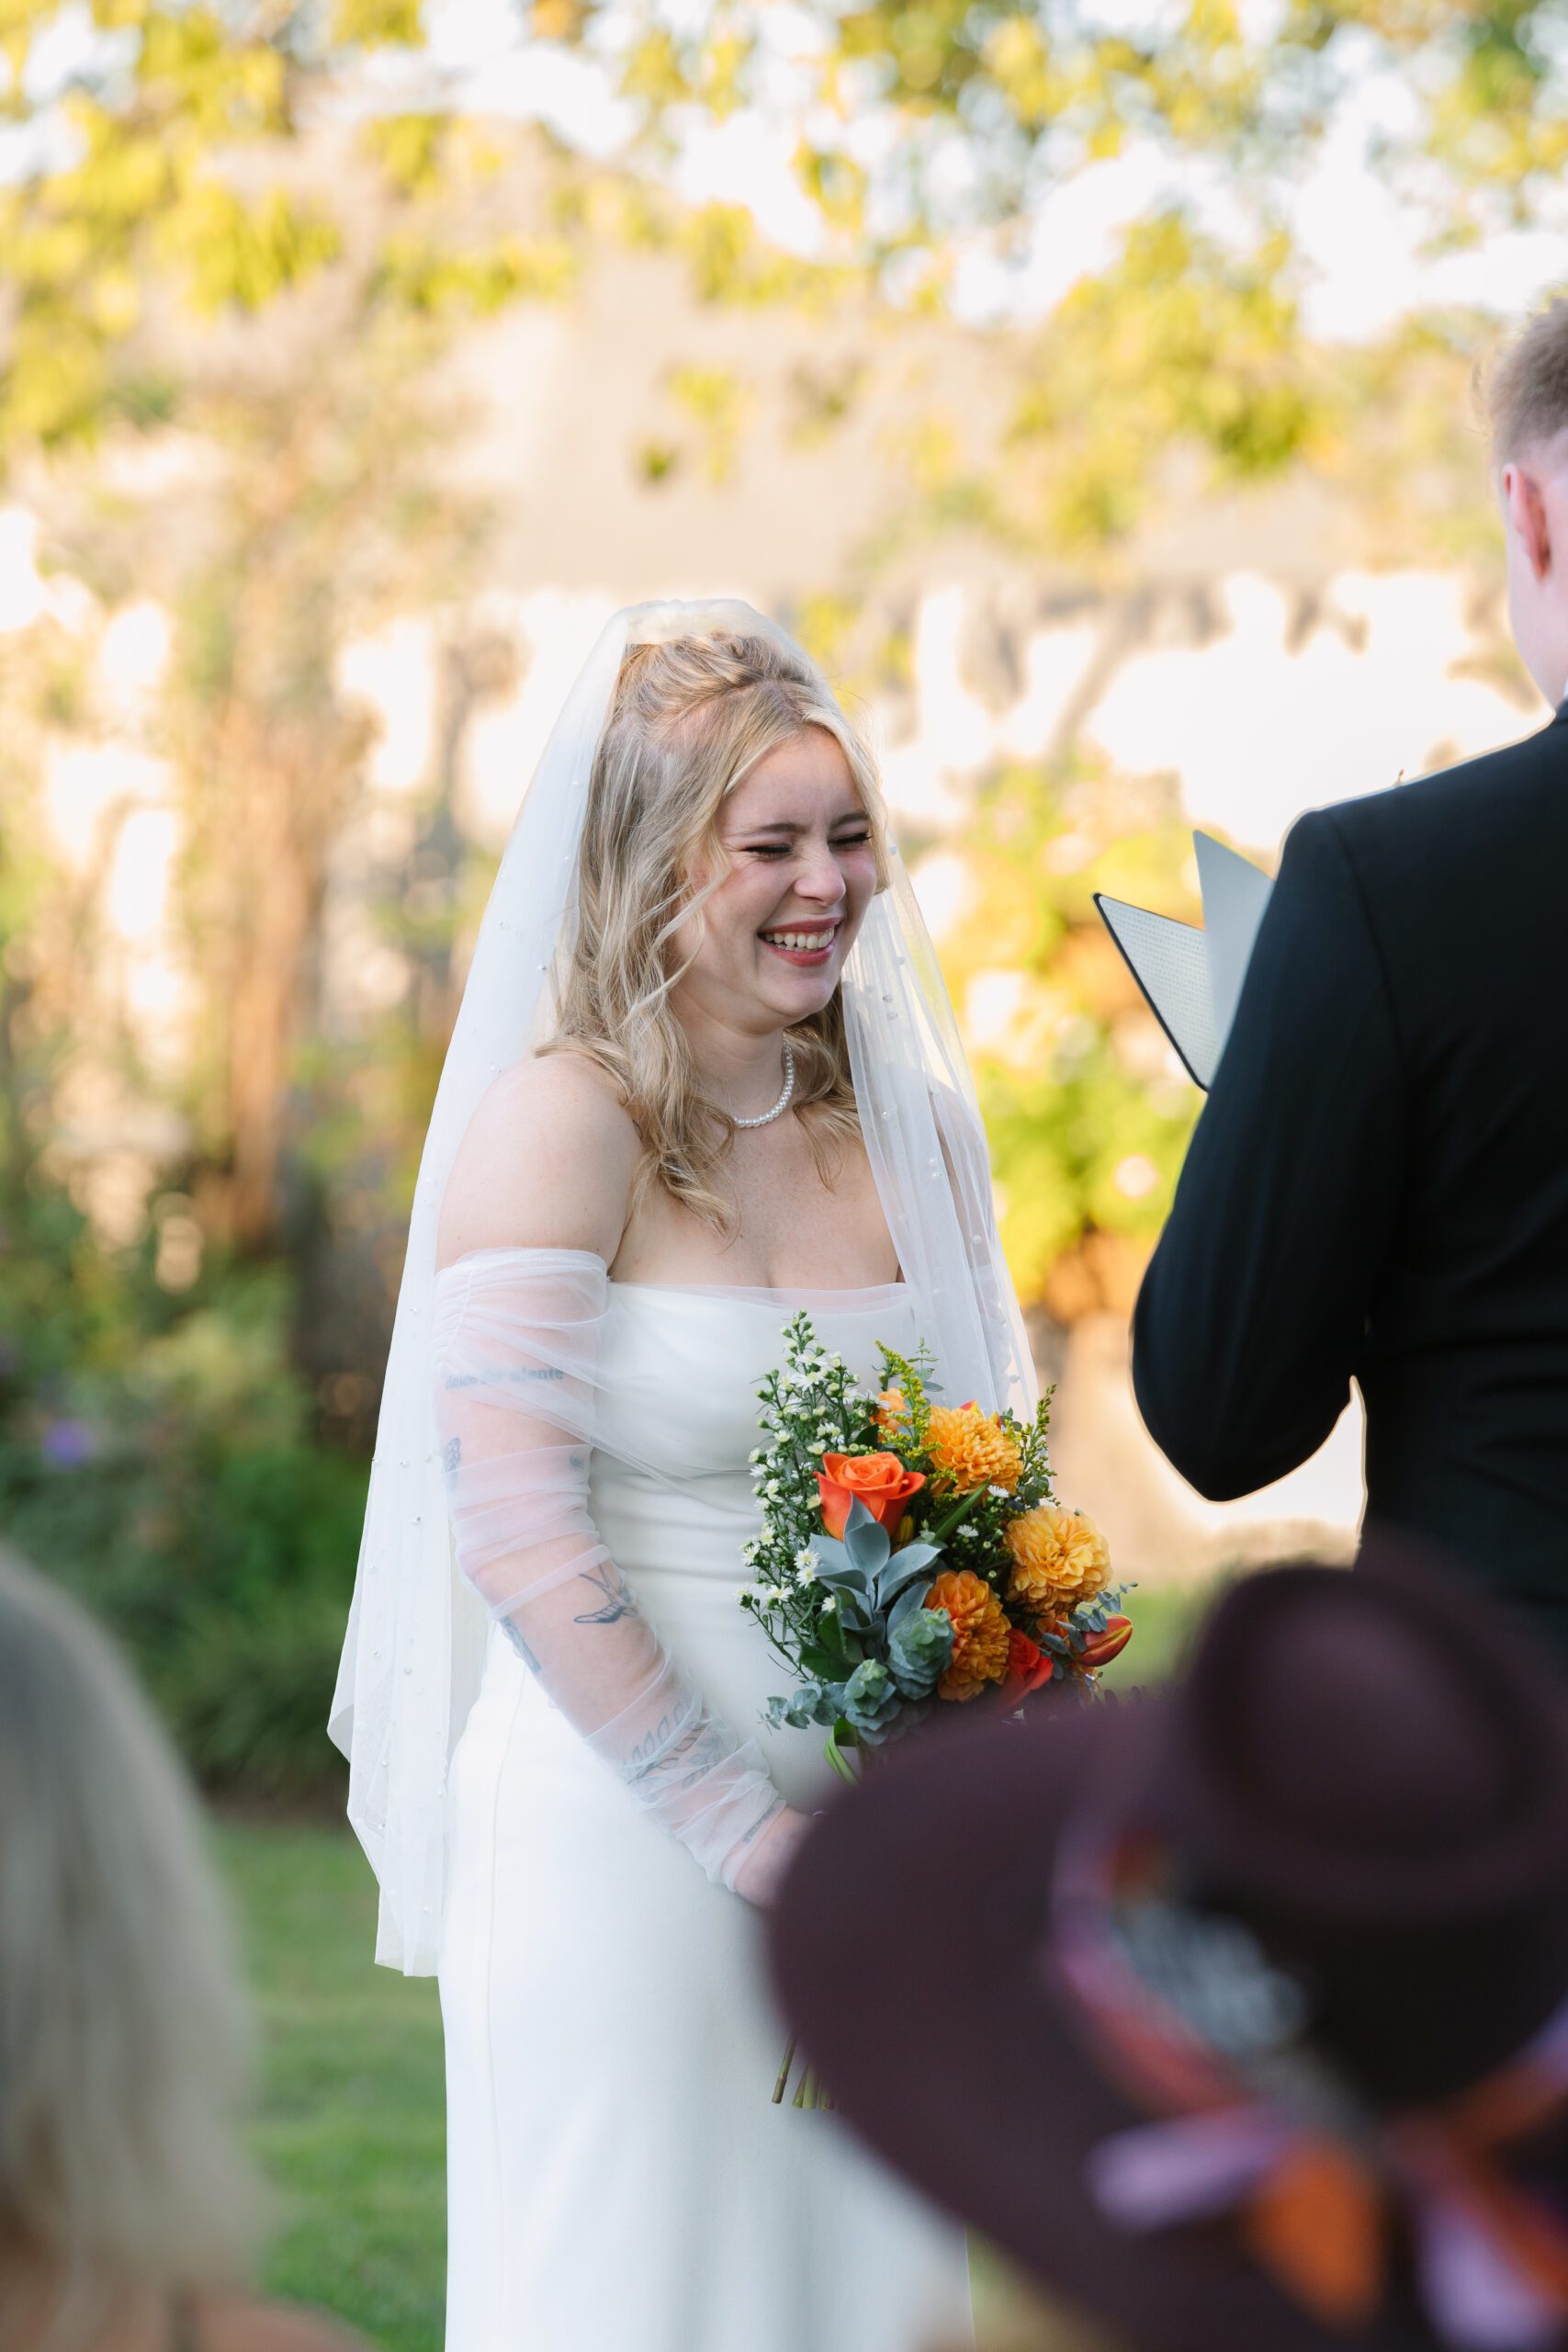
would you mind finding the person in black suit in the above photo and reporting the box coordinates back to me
[1133,299,1568,1649]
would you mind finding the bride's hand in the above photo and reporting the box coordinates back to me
[730,1803,813,1908]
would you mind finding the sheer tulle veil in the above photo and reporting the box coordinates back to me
[328,596,1035,1973]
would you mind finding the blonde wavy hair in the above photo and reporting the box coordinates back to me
[544,625,890,1230]
[0,1546,261,2346]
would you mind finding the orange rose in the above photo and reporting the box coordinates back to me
[817,1451,926,1539]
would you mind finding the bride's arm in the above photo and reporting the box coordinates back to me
[433,1057,807,1907]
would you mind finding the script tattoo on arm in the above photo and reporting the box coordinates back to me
[572,1560,642,1626]
[738,1797,784,1847]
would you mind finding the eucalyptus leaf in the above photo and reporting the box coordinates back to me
[769,1679,849,1731]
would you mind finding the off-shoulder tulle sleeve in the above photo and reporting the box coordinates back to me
[431,1246,786,1890]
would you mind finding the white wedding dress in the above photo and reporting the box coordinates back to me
[435,1256,976,2352]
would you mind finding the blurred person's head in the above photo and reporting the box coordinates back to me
[547,625,889,1226]
[771,1538,1568,2352]
[1489,300,1568,705]
[0,1545,260,2345]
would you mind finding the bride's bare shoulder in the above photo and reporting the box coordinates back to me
[438,1051,641,1267]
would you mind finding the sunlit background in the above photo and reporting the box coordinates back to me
[3,1,1565,2339]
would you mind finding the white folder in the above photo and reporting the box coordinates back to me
[1094,834,1273,1091]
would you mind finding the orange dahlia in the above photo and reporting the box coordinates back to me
[1005,1505,1111,1614]
[924,1402,1022,1496]
[925,1567,1011,1702]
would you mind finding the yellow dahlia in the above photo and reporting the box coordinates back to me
[1005,1505,1111,1614]
[926,1568,1011,1702]
[924,1402,1022,1496]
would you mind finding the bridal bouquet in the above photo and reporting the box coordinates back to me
[747,1317,1128,2107]
[741,1313,1130,1757]
[740,1315,1131,2106]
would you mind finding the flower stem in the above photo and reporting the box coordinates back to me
[930,1488,984,1543]
[772,2033,797,2105]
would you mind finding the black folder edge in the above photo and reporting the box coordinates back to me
[1092,892,1212,1093]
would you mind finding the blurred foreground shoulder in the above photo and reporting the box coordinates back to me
[437,1048,641,1267]
[195,2290,374,2352]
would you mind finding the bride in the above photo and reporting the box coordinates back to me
[330,599,1036,2351]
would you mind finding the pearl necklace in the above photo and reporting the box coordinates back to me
[732,1043,796,1130]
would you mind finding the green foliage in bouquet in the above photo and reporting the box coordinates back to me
[739,1313,873,1644]
[761,1496,953,1744]
[742,1316,955,1751]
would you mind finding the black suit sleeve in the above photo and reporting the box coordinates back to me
[1132,808,1406,1500]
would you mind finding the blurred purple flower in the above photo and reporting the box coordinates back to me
[40,1419,96,1467]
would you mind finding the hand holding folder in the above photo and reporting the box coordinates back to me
[1095,833,1274,1090]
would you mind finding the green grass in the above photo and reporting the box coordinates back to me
[216,1574,1224,2352]
[220,1820,445,2352]
[1100,1568,1227,1691]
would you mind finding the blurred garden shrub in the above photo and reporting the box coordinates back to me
[924,761,1204,1324]
[0,1183,361,1804]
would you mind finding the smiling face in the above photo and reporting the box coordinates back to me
[671,725,881,1035]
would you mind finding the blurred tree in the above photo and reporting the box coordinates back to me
[545,0,1562,549]
[0,0,1530,557]
[0,662,367,1802]
[164,337,491,1253]
[583,0,1568,250]
[921,757,1202,1320]
[0,0,575,459]
[3,73,582,1252]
